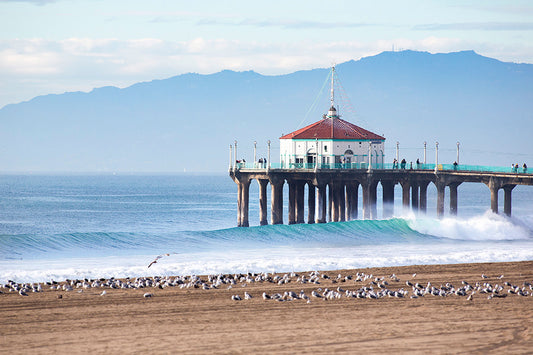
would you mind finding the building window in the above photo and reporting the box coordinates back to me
[324,145,328,152]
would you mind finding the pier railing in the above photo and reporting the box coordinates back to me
[233,162,531,175]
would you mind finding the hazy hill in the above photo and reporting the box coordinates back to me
[1,50,532,173]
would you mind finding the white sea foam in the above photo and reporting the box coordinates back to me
[407,211,533,241]
[3,240,533,283]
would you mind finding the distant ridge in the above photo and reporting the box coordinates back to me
[1,50,532,173]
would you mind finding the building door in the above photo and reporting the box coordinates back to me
[344,150,354,166]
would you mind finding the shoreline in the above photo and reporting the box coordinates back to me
[1,260,532,353]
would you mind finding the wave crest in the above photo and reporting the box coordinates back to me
[407,211,533,241]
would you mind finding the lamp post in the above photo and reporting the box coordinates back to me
[267,140,271,171]
[368,142,372,171]
[315,138,319,171]
[396,141,399,169]
[234,140,237,169]
[435,142,439,173]
[456,142,460,164]
[423,141,427,164]
[396,141,399,161]
[254,141,257,168]
[229,144,233,171]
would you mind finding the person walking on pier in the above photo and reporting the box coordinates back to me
[523,163,528,173]
[393,158,398,169]
[400,159,406,169]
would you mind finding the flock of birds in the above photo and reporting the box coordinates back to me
[228,271,533,303]
[1,270,532,304]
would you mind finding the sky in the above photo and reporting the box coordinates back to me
[1,0,533,108]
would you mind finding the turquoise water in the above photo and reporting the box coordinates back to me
[1,174,532,282]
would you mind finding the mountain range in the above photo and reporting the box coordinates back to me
[1,50,532,173]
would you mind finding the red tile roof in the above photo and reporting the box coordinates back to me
[280,117,385,141]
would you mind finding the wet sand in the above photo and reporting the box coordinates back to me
[1,261,533,354]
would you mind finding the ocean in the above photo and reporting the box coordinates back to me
[1,174,532,283]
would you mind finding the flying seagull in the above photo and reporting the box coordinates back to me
[147,253,172,268]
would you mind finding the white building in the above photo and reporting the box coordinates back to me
[279,105,385,168]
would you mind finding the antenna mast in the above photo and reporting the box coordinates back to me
[330,65,335,107]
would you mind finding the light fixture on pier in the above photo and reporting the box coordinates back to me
[435,142,439,173]
[254,141,257,166]
[396,141,399,164]
[267,140,271,170]
[368,142,373,171]
[229,144,233,170]
[234,140,237,167]
[424,141,427,164]
[315,138,319,170]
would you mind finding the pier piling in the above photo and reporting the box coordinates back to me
[230,167,532,227]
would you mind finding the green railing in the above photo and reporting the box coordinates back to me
[233,162,532,175]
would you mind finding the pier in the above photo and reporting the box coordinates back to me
[229,163,533,227]
[229,66,532,226]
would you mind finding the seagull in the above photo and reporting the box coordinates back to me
[244,291,252,300]
[19,289,28,296]
[231,295,242,301]
[100,290,106,296]
[262,292,271,300]
[412,273,417,278]
[311,290,322,298]
[143,293,153,298]
[147,253,173,268]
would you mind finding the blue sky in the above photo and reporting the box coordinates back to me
[1,0,533,108]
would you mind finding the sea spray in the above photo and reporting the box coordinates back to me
[407,211,533,241]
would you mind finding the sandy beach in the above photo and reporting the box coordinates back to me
[1,260,532,354]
